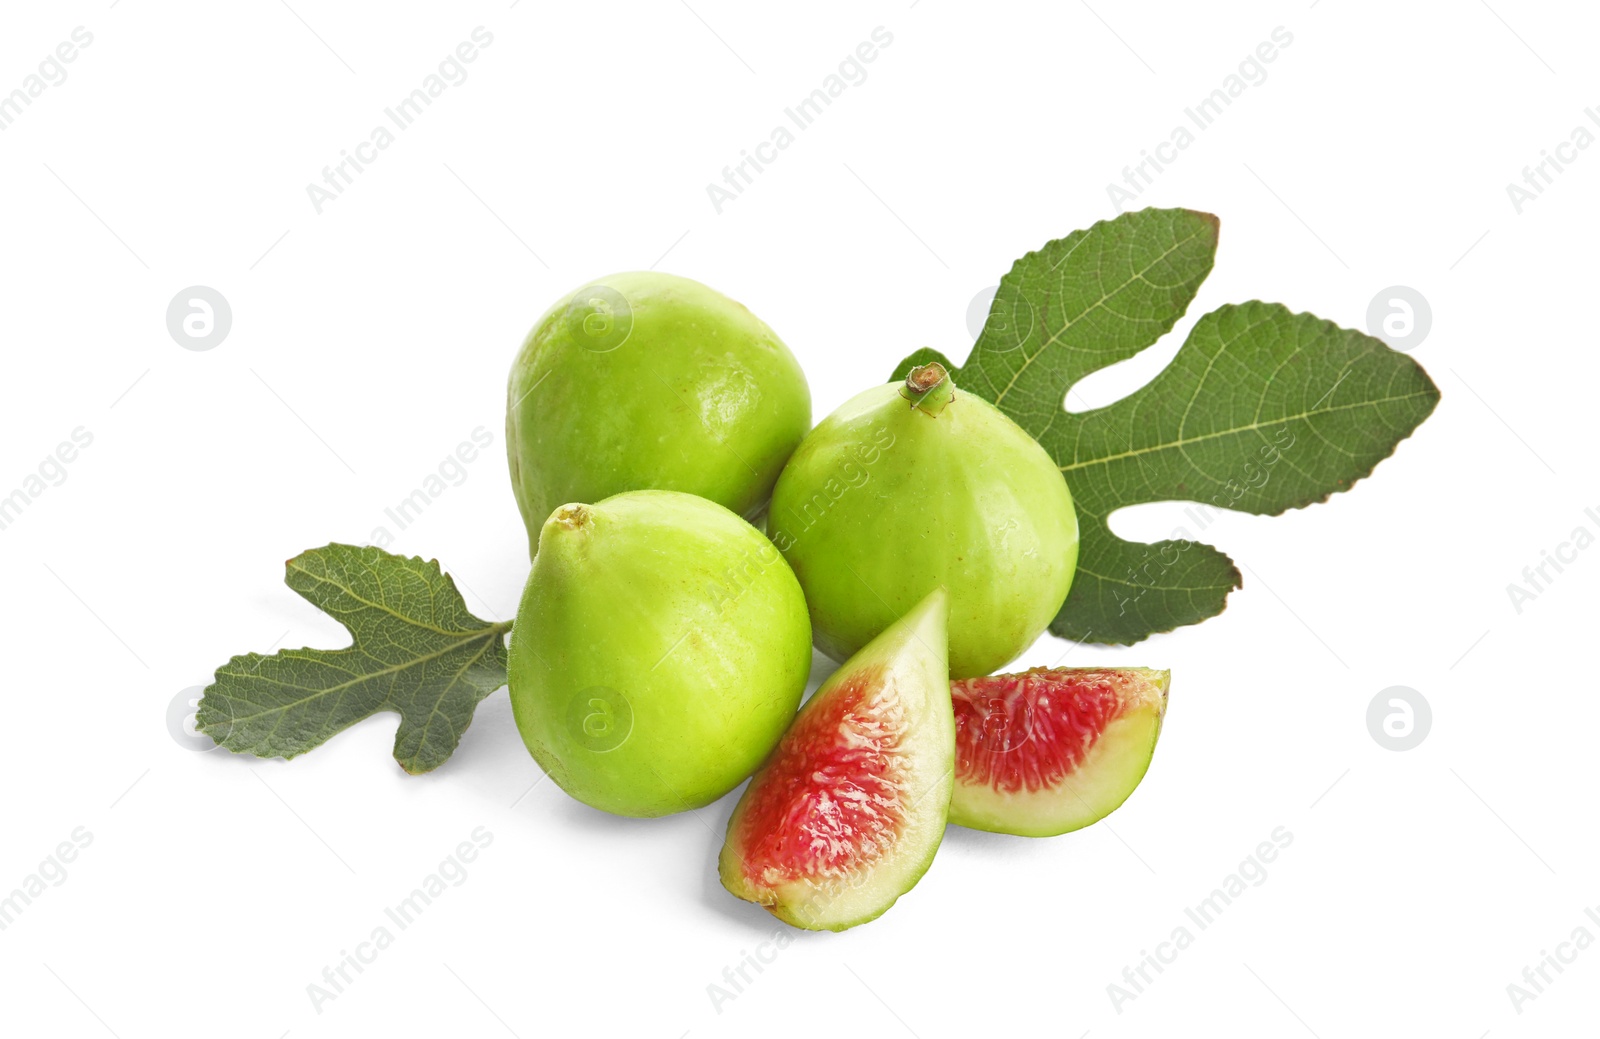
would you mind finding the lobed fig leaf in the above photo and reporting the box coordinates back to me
[891,207,1440,645]
[197,544,511,773]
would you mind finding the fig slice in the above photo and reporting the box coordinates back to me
[951,667,1169,837]
[719,588,953,931]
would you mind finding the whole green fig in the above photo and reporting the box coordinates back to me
[508,490,813,818]
[769,362,1078,680]
[506,272,810,557]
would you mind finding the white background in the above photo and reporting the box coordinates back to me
[1,1,1595,1036]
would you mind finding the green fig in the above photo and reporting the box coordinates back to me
[769,362,1079,680]
[508,490,812,818]
[506,272,811,557]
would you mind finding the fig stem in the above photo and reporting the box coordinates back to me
[902,361,955,416]
[551,504,593,531]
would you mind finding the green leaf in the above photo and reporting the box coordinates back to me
[197,544,512,773]
[890,208,1440,645]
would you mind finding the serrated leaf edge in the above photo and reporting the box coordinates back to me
[196,543,513,772]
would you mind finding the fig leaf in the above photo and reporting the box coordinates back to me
[197,544,511,772]
[890,207,1440,645]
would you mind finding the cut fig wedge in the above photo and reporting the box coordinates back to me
[951,667,1169,837]
[719,588,953,931]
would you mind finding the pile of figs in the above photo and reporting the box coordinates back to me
[505,273,1168,930]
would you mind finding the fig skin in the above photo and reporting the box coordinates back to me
[508,490,812,819]
[768,365,1078,680]
[506,271,811,558]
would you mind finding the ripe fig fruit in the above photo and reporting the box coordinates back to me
[951,666,1169,836]
[720,588,953,931]
[506,272,811,557]
[768,362,1078,679]
[508,490,812,818]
